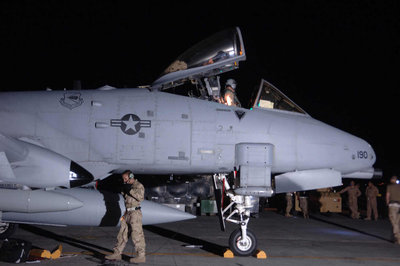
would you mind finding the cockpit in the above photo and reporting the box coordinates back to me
[162,28,244,76]
[252,79,306,114]
[151,27,308,116]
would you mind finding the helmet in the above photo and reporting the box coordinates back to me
[225,79,237,90]
[123,170,134,179]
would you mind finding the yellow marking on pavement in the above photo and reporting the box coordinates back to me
[149,252,219,257]
[63,251,219,257]
[269,255,400,262]
[62,251,400,262]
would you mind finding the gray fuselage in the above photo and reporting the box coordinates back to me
[0,88,375,179]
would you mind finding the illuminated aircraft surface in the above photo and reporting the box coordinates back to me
[0,27,377,256]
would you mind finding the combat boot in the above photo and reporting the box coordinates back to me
[130,255,146,264]
[105,252,122,261]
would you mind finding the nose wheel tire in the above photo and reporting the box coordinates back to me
[0,222,17,239]
[229,228,257,256]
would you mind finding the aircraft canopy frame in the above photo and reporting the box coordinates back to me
[252,79,308,115]
[152,27,246,90]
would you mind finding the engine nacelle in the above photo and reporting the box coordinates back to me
[0,137,93,188]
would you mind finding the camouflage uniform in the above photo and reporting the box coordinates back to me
[365,184,379,220]
[299,195,309,219]
[340,184,361,219]
[285,192,293,217]
[387,183,400,244]
[111,179,146,259]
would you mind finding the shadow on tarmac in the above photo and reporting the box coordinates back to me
[309,214,393,243]
[19,224,120,263]
[144,225,227,256]
[20,224,227,262]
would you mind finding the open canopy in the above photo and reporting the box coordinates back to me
[151,27,246,90]
[150,27,308,116]
[252,79,307,115]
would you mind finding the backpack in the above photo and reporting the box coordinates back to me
[0,238,32,263]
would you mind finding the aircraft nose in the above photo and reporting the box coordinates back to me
[368,143,376,166]
[359,139,376,167]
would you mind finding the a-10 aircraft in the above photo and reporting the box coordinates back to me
[0,27,378,256]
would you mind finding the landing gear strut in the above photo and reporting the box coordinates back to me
[213,174,258,256]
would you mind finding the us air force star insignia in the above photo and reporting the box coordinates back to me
[110,114,151,135]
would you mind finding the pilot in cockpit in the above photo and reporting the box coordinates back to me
[203,51,229,66]
[223,79,241,107]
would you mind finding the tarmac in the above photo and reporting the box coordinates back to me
[1,211,400,266]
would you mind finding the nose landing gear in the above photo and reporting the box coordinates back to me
[213,174,258,256]
[229,228,257,256]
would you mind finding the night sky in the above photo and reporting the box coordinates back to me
[1,1,399,178]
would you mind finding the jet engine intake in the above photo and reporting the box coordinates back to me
[69,161,95,188]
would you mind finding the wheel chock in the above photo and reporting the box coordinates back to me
[29,244,62,260]
[223,249,234,258]
[255,249,267,259]
[50,244,62,259]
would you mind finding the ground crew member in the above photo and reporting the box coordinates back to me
[105,170,146,263]
[297,192,309,219]
[223,79,241,107]
[339,181,361,219]
[365,181,379,221]
[285,192,293,217]
[386,176,400,244]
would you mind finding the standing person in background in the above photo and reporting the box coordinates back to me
[339,181,361,219]
[365,181,379,221]
[297,191,309,219]
[386,176,400,244]
[285,192,294,217]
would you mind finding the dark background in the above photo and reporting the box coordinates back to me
[1,1,399,179]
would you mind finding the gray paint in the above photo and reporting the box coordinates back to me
[2,188,195,226]
[0,27,377,228]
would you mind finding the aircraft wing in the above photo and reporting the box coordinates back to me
[0,133,93,189]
